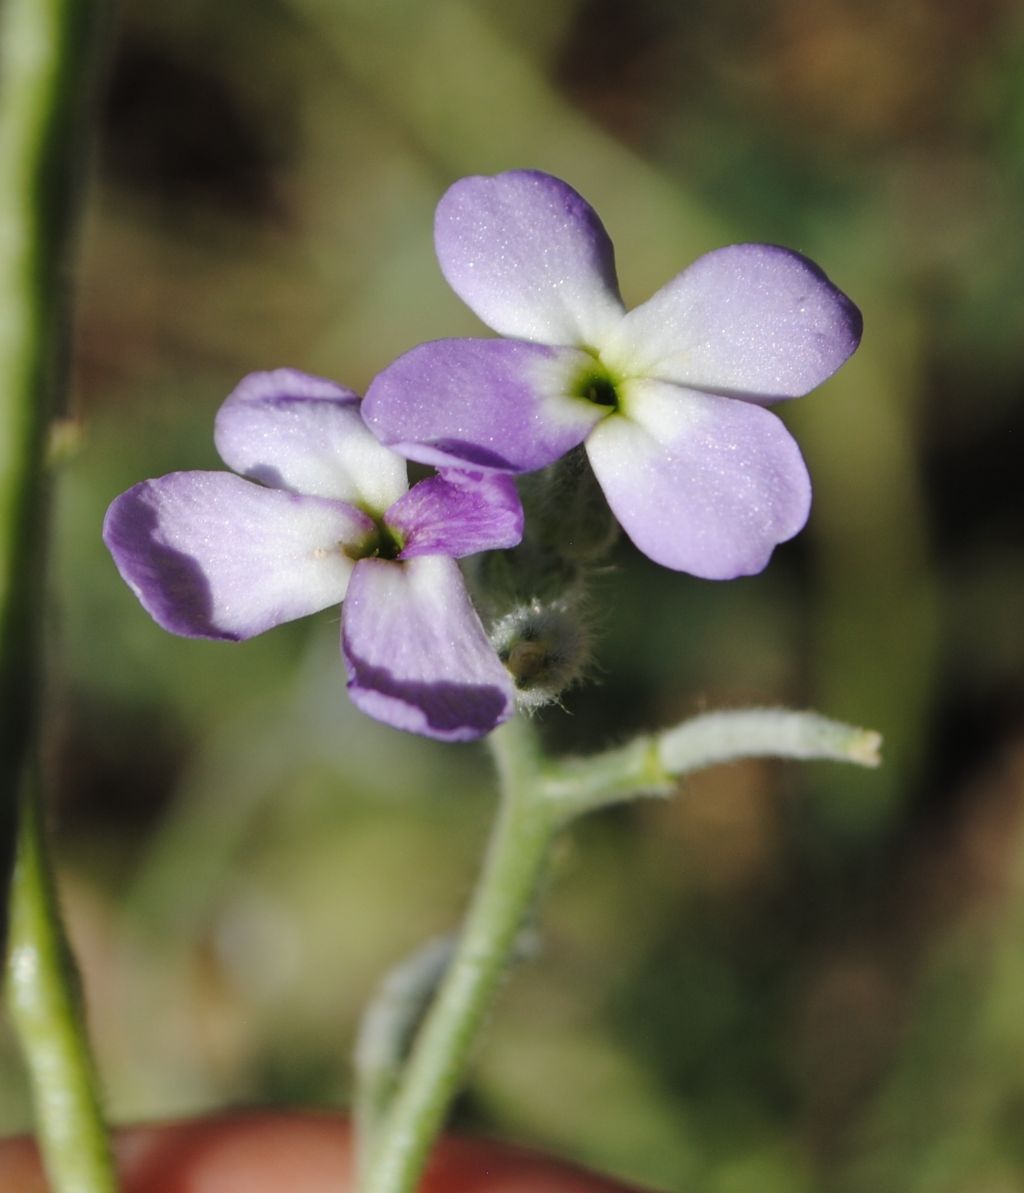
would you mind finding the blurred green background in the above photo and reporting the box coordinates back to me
[3,0,1024,1189]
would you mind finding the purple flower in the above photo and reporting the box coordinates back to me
[103,369,523,741]
[363,170,862,579]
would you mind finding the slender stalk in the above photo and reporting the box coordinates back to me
[353,936,454,1184]
[0,0,115,1188]
[7,777,118,1193]
[359,717,559,1193]
[0,0,98,939]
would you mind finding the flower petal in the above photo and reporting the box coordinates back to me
[214,369,408,513]
[342,556,514,741]
[586,380,811,578]
[363,338,607,472]
[103,471,375,640]
[388,470,523,559]
[435,170,626,346]
[602,244,862,401]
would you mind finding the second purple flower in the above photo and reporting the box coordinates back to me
[103,369,523,741]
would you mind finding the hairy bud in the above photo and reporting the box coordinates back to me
[490,595,593,712]
[464,449,613,712]
[517,446,619,564]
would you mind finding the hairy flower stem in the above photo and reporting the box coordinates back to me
[7,778,118,1193]
[355,706,880,1191]
[359,716,558,1193]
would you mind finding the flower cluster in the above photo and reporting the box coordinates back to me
[105,171,861,740]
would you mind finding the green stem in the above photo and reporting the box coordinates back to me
[6,777,118,1193]
[359,716,559,1193]
[353,936,454,1184]
[0,0,114,1187]
[0,0,99,932]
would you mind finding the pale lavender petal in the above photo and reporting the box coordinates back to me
[214,368,407,513]
[363,338,607,472]
[602,244,862,401]
[103,471,375,640]
[342,556,514,741]
[435,170,626,346]
[387,471,523,559]
[585,380,811,579]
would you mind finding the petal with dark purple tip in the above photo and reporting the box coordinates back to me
[342,556,514,741]
[602,244,862,401]
[214,368,407,512]
[388,470,523,559]
[435,170,626,346]
[585,381,811,579]
[362,338,606,472]
[103,471,375,640]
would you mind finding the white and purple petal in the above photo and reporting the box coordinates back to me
[342,556,514,742]
[602,244,862,401]
[363,338,607,472]
[387,470,523,559]
[214,368,408,513]
[585,380,811,579]
[435,170,626,346]
[103,471,375,641]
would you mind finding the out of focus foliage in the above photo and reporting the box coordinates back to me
[3,1,1024,1190]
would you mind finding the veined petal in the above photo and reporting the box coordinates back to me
[363,338,607,472]
[103,471,375,640]
[435,170,626,346]
[214,369,408,513]
[342,556,514,742]
[602,244,862,401]
[388,471,523,559]
[586,380,811,579]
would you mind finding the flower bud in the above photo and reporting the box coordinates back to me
[517,446,619,564]
[490,594,592,712]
